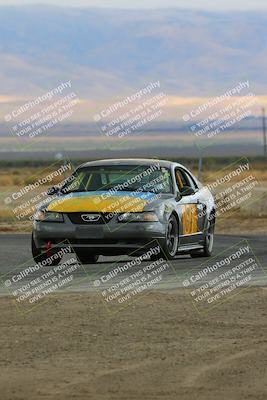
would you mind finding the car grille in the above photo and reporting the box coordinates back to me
[67,212,117,225]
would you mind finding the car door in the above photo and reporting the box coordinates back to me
[175,168,205,245]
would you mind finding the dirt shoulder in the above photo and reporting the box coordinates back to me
[0,288,267,400]
[216,216,267,235]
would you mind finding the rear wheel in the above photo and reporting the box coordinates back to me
[31,234,62,265]
[190,215,215,258]
[75,249,99,264]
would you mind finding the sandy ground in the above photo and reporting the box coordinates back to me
[216,216,267,235]
[0,288,267,400]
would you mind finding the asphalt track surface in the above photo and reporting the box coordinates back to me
[0,233,266,297]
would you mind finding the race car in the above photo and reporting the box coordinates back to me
[32,159,216,264]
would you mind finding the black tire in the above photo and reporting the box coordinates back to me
[75,249,99,264]
[152,215,178,260]
[190,214,215,258]
[31,234,62,265]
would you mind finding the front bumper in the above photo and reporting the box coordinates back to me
[33,213,166,254]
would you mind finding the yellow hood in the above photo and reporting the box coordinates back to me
[47,194,148,213]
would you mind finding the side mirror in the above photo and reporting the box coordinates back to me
[180,186,195,196]
[47,186,59,196]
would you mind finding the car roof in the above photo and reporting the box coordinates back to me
[79,158,184,169]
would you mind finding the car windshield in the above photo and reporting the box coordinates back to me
[61,165,173,195]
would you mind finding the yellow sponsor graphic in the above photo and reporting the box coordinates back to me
[47,195,147,213]
[182,204,198,234]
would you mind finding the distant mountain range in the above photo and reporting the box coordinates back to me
[0,5,266,158]
[0,5,267,100]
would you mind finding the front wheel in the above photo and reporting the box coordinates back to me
[151,215,179,261]
[190,217,215,258]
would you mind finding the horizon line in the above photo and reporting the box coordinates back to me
[0,4,267,12]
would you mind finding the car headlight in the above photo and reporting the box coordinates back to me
[34,210,64,222]
[118,212,159,223]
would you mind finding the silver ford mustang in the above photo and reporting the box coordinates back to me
[32,159,216,264]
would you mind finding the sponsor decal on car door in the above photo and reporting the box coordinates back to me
[182,204,199,235]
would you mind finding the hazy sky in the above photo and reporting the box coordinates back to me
[0,0,266,10]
